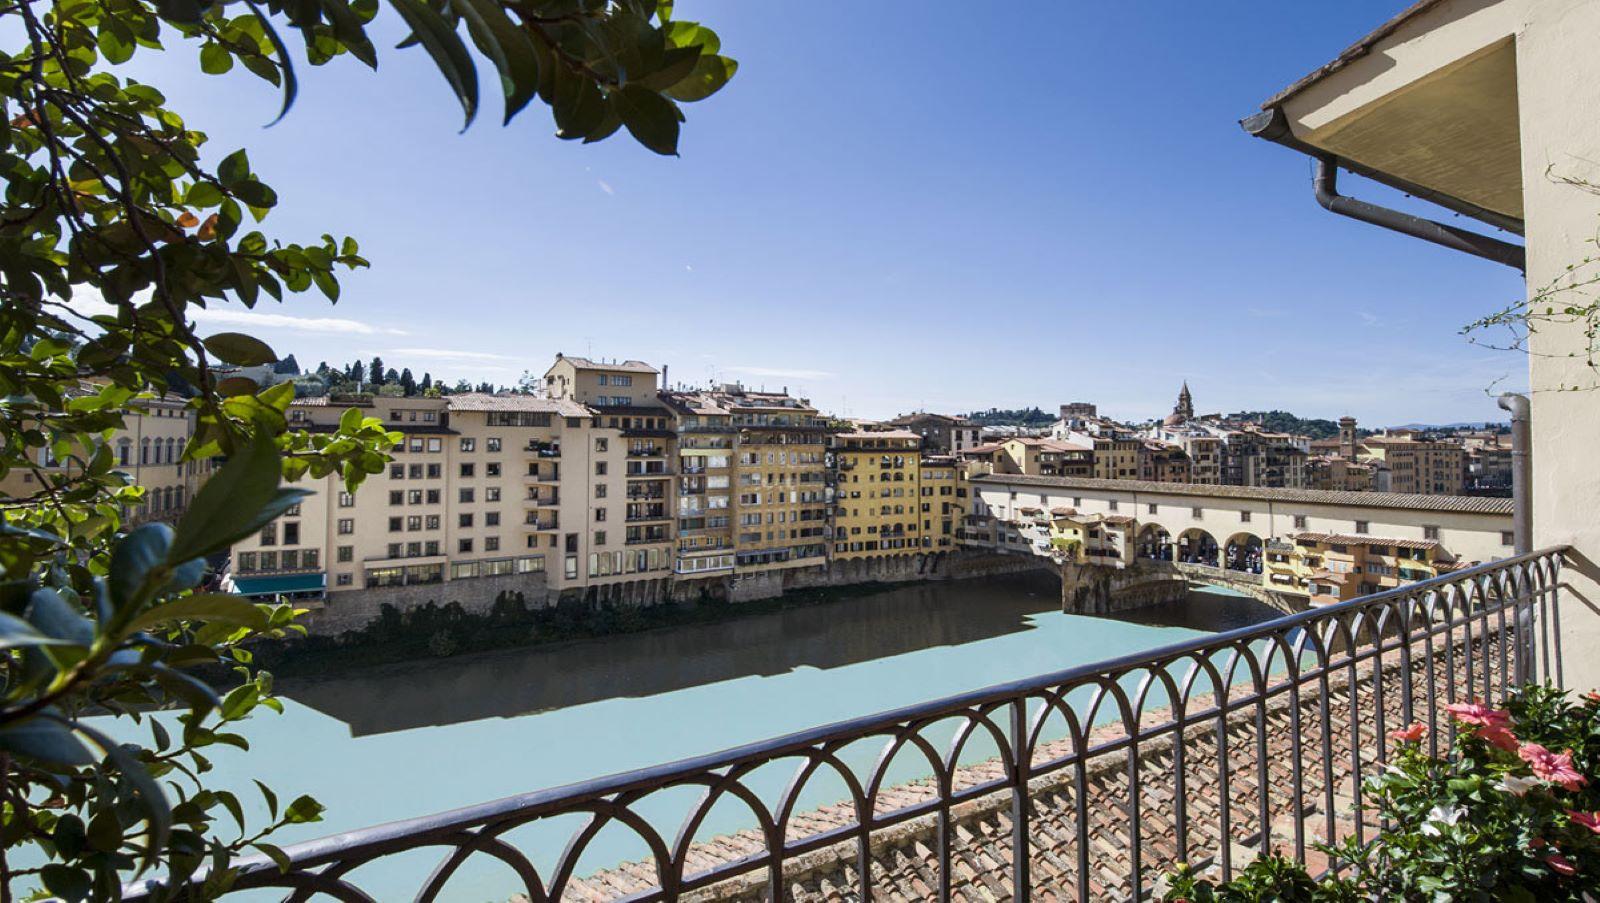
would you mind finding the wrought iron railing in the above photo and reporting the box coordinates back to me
[128,548,1566,902]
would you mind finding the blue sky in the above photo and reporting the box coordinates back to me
[117,2,1528,425]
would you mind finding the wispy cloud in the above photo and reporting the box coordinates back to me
[1358,311,1381,327]
[384,347,517,362]
[597,179,615,196]
[193,308,408,335]
[725,365,836,381]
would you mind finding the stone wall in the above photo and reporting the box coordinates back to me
[1057,561,1191,615]
[302,572,552,634]
[715,552,1051,604]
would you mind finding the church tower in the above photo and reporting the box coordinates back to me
[1174,381,1194,421]
[1339,415,1358,462]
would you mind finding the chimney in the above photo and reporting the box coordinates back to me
[661,364,668,388]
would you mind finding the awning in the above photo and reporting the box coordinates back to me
[233,572,326,596]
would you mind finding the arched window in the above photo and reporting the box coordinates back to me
[140,438,150,465]
[117,439,131,467]
[173,486,185,509]
[166,437,177,464]
[163,486,175,511]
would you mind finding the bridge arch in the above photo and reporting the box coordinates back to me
[1136,524,1173,562]
[1176,528,1218,567]
[1224,532,1264,575]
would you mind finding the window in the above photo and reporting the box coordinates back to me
[237,552,257,572]
[1239,511,1251,523]
[427,463,442,479]
[1108,500,1119,512]
[1191,507,1203,519]
[486,512,500,527]
[459,513,474,528]
[1293,515,1307,529]
[459,539,473,553]
[1502,531,1515,547]
[595,461,608,476]
[595,483,607,498]
[595,508,607,522]
[487,438,501,452]
[594,530,606,546]
[389,490,404,506]
[485,537,500,552]
[390,463,404,479]
[339,492,355,508]
[408,489,423,505]
[1354,520,1369,534]
[486,462,501,477]
[1148,504,1159,515]
[426,489,441,504]
[258,524,277,546]
[338,519,355,535]
[409,464,423,479]
[337,546,353,563]
[565,533,578,553]
[460,438,476,452]
[407,516,422,531]
[388,517,403,532]
[1423,525,1440,540]
[409,438,422,452]
[459,488,475,503]
[460,463,475,478]
[336,573,353,587]
[486,487,501,502]
[425,515,440,530]
[595,438,609,452]
[426,438,442,452]
[283,522,300,545]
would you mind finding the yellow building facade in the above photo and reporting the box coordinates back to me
[830,430,923,560]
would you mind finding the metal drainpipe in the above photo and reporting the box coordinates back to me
[1313,157,1527,271]
[1497,393,1532,555]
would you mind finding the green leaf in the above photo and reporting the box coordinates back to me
[39,864,92,902]
[666,54,736,103]
[254,841,292,872]
[203,332,278,366]
[127,593,270,634]
[220,683,260,720]
[614,85,680,155]
[218,149,250,187]
[389,0,480,128]
[24,588,94,646]
[255,779,279,820]
[110,522,175,610]
[200,42,234,74]
[451,0,539,123]
[243,0,300,125]
[76,721,172,870]
[168,431,295,563]
[283,794,325,824]
[0,610,76,651]
[0,716,96,766]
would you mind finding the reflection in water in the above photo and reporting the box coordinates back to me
[284,574,1282,737]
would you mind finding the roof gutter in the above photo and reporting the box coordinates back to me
[1241,107,1526,270]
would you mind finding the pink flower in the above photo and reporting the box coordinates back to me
[1388,722,1427,743]
[1585,690,1600,705]
[1444,701,1513,730]
[1569,810,1600,834]
[1545,851,1577,876]
[1478,725,1521,752]
[1519,743,1588,792]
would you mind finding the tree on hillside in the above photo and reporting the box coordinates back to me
[348,360,366,386]
[0,0,735,895]
[420,372,433,392]
[399,367,417,397]
[368,356,385,386]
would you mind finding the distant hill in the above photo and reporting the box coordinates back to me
[1227,410,1342,440]
[1389,421,1508,431]
[962,407,1055,427]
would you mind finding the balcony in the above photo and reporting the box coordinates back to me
[625,463,672,477]
[525,440,560,458]
[125,550,1569,902]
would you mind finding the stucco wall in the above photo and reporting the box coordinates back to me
[302,571,553,634]
[1517,0,1600,691]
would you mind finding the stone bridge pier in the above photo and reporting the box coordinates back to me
[1056,558,1310,618]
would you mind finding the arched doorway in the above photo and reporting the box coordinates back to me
[1137,524,1173,561]
[1177,528,1218,567]
[1224,532,1264,575]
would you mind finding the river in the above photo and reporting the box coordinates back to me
[120,574,1285,899]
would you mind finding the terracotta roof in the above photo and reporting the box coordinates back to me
[971,473,1513,515]
[1049,506,1077,516]
[1292,532,1439,551]
[550,355,657,374]
[836,429,921,441]
[445,393,590,416]
[1258,0,1447,110]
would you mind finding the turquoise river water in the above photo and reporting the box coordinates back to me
[106,573,1283,900]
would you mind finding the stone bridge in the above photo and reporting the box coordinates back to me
[1052,557,1308,618]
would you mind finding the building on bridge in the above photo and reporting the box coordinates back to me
[963,473,1514,607]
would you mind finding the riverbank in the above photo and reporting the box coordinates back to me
[251,577,955,680]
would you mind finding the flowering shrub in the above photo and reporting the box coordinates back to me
[1163,684,1600,901]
